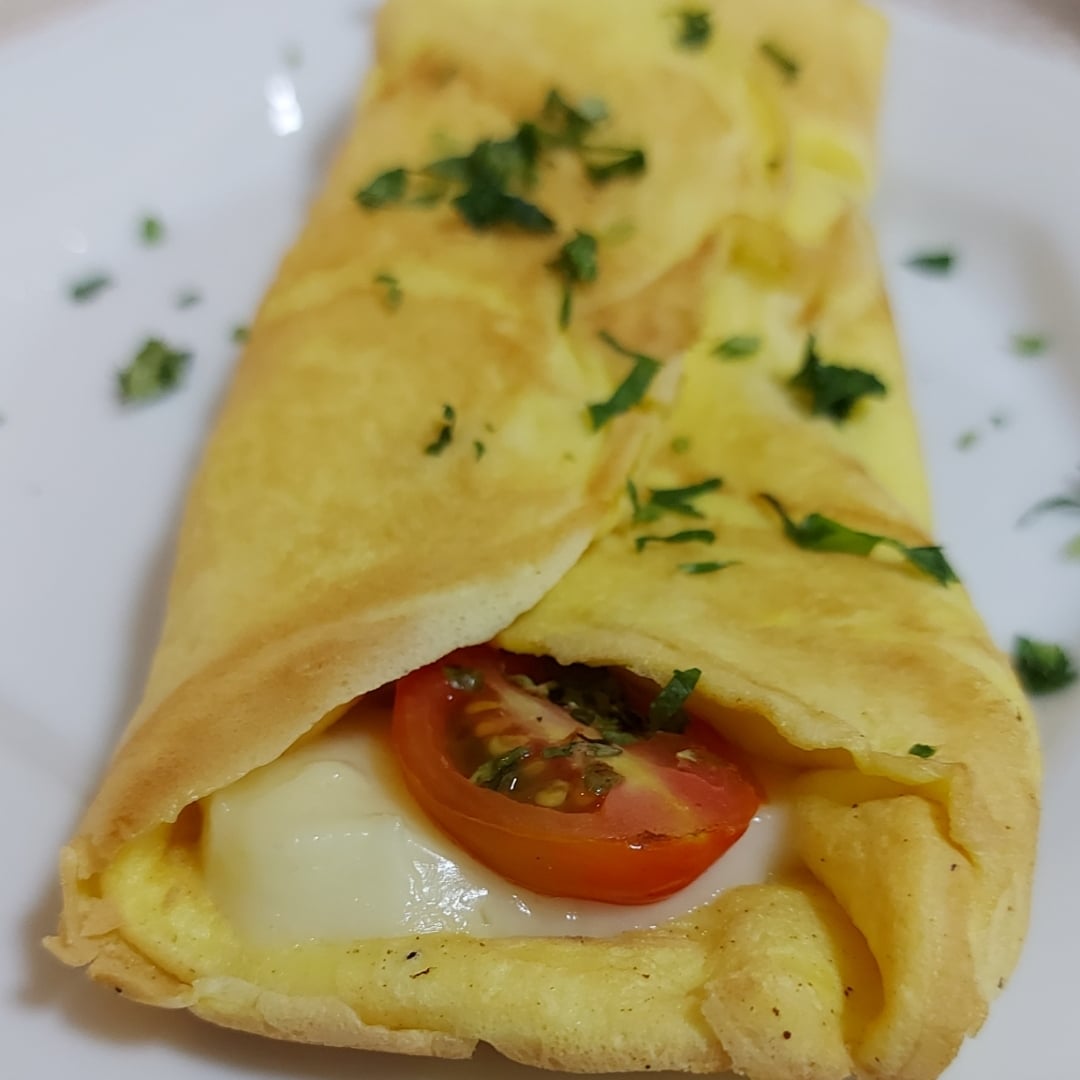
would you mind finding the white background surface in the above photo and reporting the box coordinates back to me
[0,1,1078,1078]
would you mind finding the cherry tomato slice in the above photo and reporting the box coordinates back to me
[391,646,761,904]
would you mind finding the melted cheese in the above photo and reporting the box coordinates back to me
[203,704,792,945]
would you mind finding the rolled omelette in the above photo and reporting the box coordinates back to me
[47,2,1040,1080]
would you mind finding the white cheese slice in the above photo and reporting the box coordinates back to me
[202,702,792,945]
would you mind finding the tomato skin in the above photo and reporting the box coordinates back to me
[391,647,762,905]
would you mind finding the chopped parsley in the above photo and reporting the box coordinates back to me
[374,271,403,310]
[540,90,609,147]
[542,738,622,760]
[424,403,457,456]
[956,430,979,451]
[69,273,113,303]
[356,167,409,209]
[1012,333,1049,357]
[671,435,691,454]
[139,215,165,245]
[906,250,956,275]
[649,668,701,733]
[714,335,761,360]
[117,338,191,404]
[581,146,647,185]
[761,494,959,586]
[175,288,202,309]
[473,440,486,460]
[760,41,800,81]
[470,745,529,788]
[549,230,598,328]
[789,336,887,421]
[444,665,484,692]
[679,560,738,575]
[1065,535,1080,561]
[1018,483,1080,526]
[908,743,937,759]
[675,10,712,50]
[453,184,555,232]
[629,476,723,523]
[635,529,716,553]
[588,331,662,430]
[1013,637,1077,696]
[231,324,251,345]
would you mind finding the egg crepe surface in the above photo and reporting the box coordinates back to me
[47,1,1039,1079]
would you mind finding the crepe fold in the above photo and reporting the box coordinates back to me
[48,2,1039,1079]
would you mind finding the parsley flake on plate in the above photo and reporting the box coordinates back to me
[1012,333,1049,357]
[789,336,887,421]
[175,288,202,310]
[139,215,165,245]
[231,324,251,345]
[761,494,959,586]
[908,743,937,759]
[906,249,956,275]
[1013,637,1077,696]
[714,335,761,360]
[760,41,800,81]
[549,230,598,328]
[117,338,191,404]
[424,403,457,456]
[69,272,113,303]
[649,668,701,733]
[675,10,712,50]
[634,529,716,553]
[588,331,662,430]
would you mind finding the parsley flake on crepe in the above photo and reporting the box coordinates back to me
[789,336,887,421]
[549,230,598,328]
[356,167,409,209]
[634,529,716,553]
[908,744,937,759]
[117,338,191,404]
[649,668,701,733]
[760,41,800,81]
[373,272,403,311]
[675,10,712,50]
[714,335,761,360]
[581,147,647,185]
[761,495,959,586]
[424,403,457,456]
[629,477,723,523]
[69,272,113,303]
[679,561,738,575]
[1013,637,1077,696]
[588,331,662,430]
[671,436,691,454]
[906,250,956,275]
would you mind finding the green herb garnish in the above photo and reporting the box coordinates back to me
[582,761,622,795]
[69,273,113,303]
[649,668,701,733]
[117,338,191,404]
[453,184,555,232]
[542,739,623,760]
[540,90,609,147]
[1014,637,1077,695]
[906,250,956,275]
[445,665,484,692]
[549,230,598,328]
[908,743,937,759]
[789,336,887,421]
[1012,333,1049,357]
[470,745,530,788]
[176,289,201,310]
[139,215,165,245]
[231,324,251,345]
[1018,484,1080,526]
[679,560,738,575]
[634,529,716,553]
[424,403,456,456]
[671,435,691,454]
[714,335,761,360]
[956,430,979,451]
[374,272,403,310]
[588,331,662,430]
[356,167,409,209]
[675,10,712,50]
[473,440,486,460]
[760,41,800,81]
[629,477,723,523]
[761,495,959,586]
[582,146,647,185]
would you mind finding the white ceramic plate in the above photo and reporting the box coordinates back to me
[1,1,1077,1077]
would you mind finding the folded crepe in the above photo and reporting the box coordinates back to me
[47,2,1040,1080]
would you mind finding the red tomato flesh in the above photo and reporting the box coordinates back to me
[391,646,762,905]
